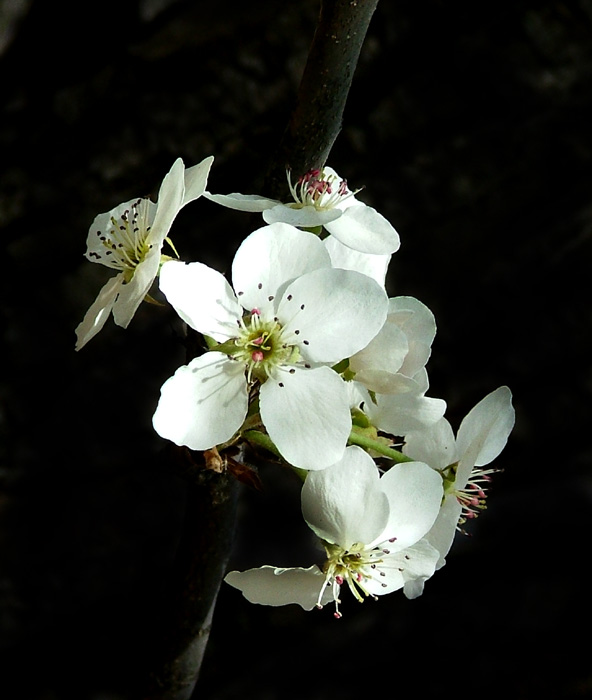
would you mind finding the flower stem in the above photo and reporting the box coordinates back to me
[347,430,414,463]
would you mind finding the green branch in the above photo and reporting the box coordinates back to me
[347,430,414,462]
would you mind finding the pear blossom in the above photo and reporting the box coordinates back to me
[152,223,389,470]
[205,166,400,255]
[225,446,443,617]
[75,155,214,350]
[403,386,515,585]
[346,296,446,435]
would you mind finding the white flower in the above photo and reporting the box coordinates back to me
[205,166,400,255]
[152,223,389,470]
[403,386,515,575]
[348,296,447,434]
[225,446,443,616]
[75,155,214,350]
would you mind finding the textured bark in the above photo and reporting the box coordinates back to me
[142,452,239,700]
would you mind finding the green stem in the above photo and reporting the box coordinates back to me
[347,430,414,463]
[242,430,308,482]
[242,429,281,458]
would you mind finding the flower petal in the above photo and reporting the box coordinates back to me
[370,391,447,434]
[325,204,400,255]
[363,540,440,597]
[349,317,409,379]
[225,565,332,609]
[301,445,389,549]
[424,495,463,567]
[204,191,279,212]
[403,417,458,469]
[75,274,123,350]
[456,386,515,468]
[147,157,186,246]
[259,366,351,470]
[231,223,330,316]
[181,155,214,206]
[158,260,243,341]
[387,296,436,377]
[278,268,388,364]
[375,461,443,550]
[324,235,391,287]
[112,246,161,327]
[152,351,248,450]
[262,203,341,227]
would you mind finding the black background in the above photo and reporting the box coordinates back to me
[1,1,591,698]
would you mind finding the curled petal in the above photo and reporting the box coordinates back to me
[225,565,332,610]
[182,155,214,206]
[204,191,278,212]
[75,275,123,351]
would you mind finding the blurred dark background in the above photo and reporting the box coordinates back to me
[1,0,591,698]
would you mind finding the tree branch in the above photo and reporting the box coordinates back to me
[264,0,380,199]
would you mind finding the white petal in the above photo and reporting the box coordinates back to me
[181,155,214,206]
[75,275,123,350]
[403,418,458,469]
[278,268,388,364]
[375,461,443,550]
[225,565,331,609]
[231,223,330,316]
[152,352,248,450]
[424,496,463,566]
[324,235,391,287]
[353,370,418,395]
[370,391,447,435]
[325,204,400,255]
[204,191,279,212]
[387,296,436,377]
[364,540,440,597]
[259,366,351,470]
[456,386,515,467]
[262,203,341,227]
[158,260,243,341]
[302,446,389,549]
[349,318,409,378]
[148,158,186,245]
[112,246,161,327]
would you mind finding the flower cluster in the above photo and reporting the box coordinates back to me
[76,159,515,618]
